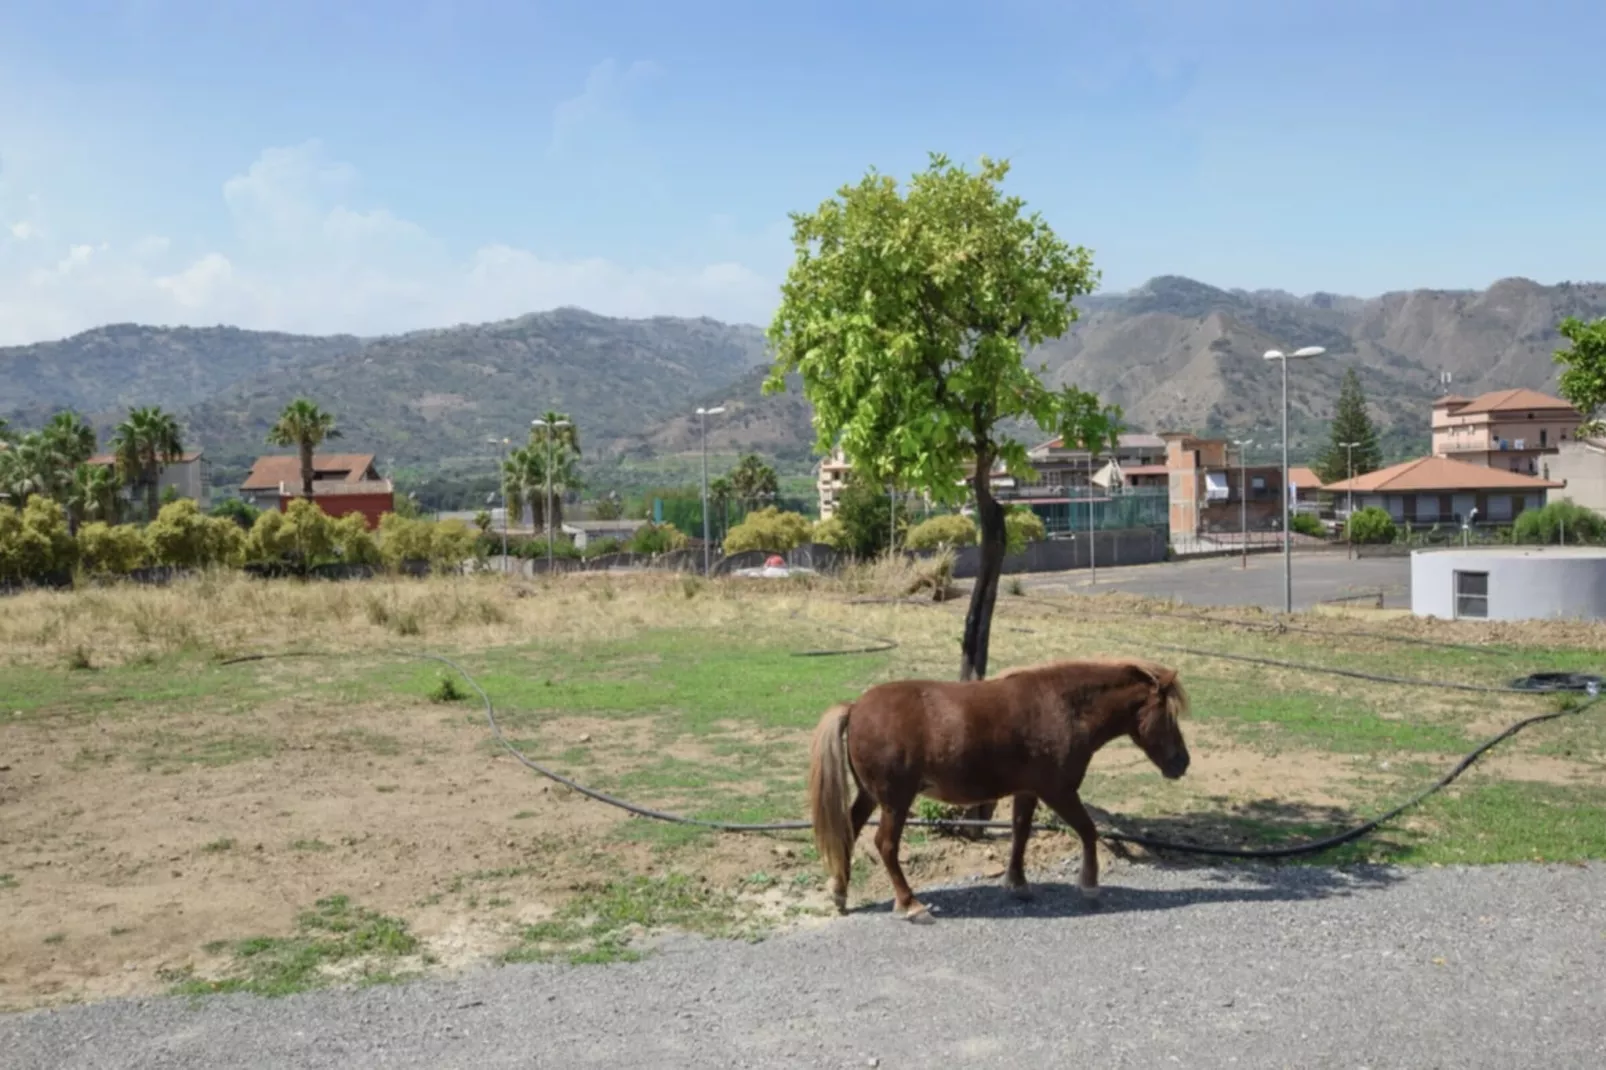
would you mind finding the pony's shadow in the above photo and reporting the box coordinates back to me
[852,797,1412,922]
[880,862,1405,922]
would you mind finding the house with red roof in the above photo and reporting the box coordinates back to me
[1431,388,1583,475]
[239,453,395,529]
[1325,454,1562,526]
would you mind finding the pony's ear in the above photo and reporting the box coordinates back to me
[1131,661,1176,693]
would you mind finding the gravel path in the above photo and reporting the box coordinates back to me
[8,860,1605,1069]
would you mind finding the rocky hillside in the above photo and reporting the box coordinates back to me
[6,276,1602,481]
[628,275,1606,462]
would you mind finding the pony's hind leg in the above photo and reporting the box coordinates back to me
[829,790,878,911]
[1004,793,1038,900]
[873,798,930,922]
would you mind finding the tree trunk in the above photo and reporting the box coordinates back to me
[300,441,315,498]
[145,464,159,524]
[956,453,1008,838]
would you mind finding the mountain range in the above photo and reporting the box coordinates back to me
[4,274,1603,491]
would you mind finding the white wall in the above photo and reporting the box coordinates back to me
[1412,548,1606,621]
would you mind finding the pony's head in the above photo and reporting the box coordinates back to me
[1126,659,1190,779]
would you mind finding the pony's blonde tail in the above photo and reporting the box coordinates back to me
[807,703,855,912]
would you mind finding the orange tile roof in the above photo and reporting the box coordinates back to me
[1432,394,1471,407]
[1325,455,1563,493]
[1289,466,1323,489]
[241,453,379,490]
[1451,388,1577,416]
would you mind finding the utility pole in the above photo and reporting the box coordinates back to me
[1264,346,1327,614]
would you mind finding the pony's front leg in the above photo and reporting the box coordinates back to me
[873,800,931,922]
[1045,791,1102,899]
[1004,793,1037,900]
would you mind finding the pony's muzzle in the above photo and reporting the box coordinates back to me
[1162,752,1190,779]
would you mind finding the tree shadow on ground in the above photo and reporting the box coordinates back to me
[856,798,1412,922]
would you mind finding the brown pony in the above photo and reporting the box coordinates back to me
[807,657,1190,921]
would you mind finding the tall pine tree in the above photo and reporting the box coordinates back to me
[1315,368,1382,484]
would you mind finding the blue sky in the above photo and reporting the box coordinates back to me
[1,0,1601,344]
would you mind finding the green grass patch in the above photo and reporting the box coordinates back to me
[1373,779,1606,865]
[501,874,759,966]
[1190,678,1476,755]
[169,894,423,999]
[0,874,17,891]
[201,838,235,853]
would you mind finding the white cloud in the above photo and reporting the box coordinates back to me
[548,59,661,159]
[0,139,781,345]
[8,220,37,241]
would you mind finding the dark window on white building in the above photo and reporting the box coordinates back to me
[1454,570,1489,619]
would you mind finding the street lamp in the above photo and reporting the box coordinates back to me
[696,406,725,576]
[1233,438,1254,570]
[530,417,571,575]
[1263,346,1327,614]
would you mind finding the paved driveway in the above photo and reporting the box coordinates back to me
[7,861,1603,1069]
[1008,551,1413,612]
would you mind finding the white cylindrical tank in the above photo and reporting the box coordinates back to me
[1411,547,1606,622]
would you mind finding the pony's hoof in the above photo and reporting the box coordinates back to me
[898,904,935,924]
[831,894,848,915]
[1078,883,1102,901]
[1005,881,1035,902]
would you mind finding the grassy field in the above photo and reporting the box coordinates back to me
[2,567,1604,1010]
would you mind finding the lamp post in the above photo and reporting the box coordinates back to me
[1339,439,1359,558]
[530,417,571,575]
[1263,346,1327,614]
[696,406,725,576]
[1086,447,1097,584]
[1233,438,1254,569]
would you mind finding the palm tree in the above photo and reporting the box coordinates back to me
[112,406,185,523]
[43,412,97,467]
[267,399,341,498]
[531,411,581,457]
[65,463,121,532]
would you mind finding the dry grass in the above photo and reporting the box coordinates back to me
[3,567,1605,1012]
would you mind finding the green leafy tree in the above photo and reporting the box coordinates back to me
[111,406,184,523]
[428,519,478,570]
[1314,369,1382,485]
[726,454,780,507]
[592,493,624,521]
[811,516,847,549]
[1554,315,1606,437]
[830,469,910,559]
[765,152,1118,681]
[43,412,97,468]
[721,507,813,554]
[378,513,434,570]
[77,522,150,574]
[267,399,341,497]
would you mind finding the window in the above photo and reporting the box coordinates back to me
[1454,571,1489,619]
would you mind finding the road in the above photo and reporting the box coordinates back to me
[8,860,1604,1069]
[1008,551,1413,613]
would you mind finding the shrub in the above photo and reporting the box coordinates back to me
[1513,500,1606,544]
[77,521,150,574]
[377,513,433,570]
[722,507,813,554]
[332,513,381,565]
[906,513,978,551]
[428,519,478,570]
[210,497,261,531]
[811,516,847,549]
[1289,511,1326,538]
[629,522,688,555]
[582,536,623,559]
[1004,507,1046,554]
[0,497,78,582]
[1345,506,1397,544]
